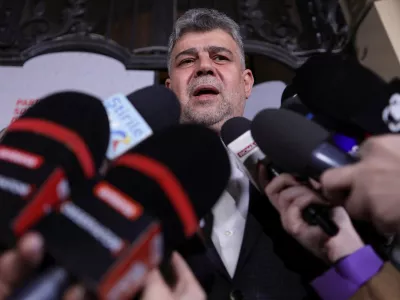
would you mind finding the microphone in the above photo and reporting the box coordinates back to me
[11,125,231,300]
[251,108,357,179]
[221,116,338,236]
[104,85,181,160]
[220,117,276,191]
[281,85,343,131]
[281,87,361,155]
[251,108,359,236]
[0,91,110,245]
[3,91,109,181]
[292,53,400,134]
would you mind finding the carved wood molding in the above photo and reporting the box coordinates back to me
[0,0,349,70]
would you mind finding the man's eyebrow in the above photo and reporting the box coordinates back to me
[174,46,234,61]
[206,46,233,56]
[175,48,198,61]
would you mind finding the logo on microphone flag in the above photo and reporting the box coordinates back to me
[382,93,400,132]
[111,130,132,151]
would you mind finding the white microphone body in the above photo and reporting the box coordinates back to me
[226,131,266,191]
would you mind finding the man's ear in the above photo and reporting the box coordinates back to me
[243,69,254,99]
[165,78,171,89]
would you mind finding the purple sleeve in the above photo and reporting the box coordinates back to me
[311,245,384,300]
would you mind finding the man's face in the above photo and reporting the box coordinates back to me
[166,29,254,131]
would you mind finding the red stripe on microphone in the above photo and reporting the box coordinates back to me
[8,118,95,178]
[115,154,198,237]
[99,223,162,299]
[12,167,66,236]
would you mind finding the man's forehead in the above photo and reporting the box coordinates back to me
[173,30,238,54]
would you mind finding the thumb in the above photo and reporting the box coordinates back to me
[330,206,352,227]
[140,269,174,300]
[18,232,44,266]
[257,163,269,191]
[320,165,357,204]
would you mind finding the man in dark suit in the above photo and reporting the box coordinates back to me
[165,8,326,300]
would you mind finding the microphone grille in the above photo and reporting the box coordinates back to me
[221,117,251,145]
[251,108,330,174]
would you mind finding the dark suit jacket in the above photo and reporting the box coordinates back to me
[179,186,327,300]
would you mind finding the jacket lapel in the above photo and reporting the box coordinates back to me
[201,212,232,281]
[232,207,263,278]
[232,185,268,279]
[194,185,268,282]
[204,241,232,281]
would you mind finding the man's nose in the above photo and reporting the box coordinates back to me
[195,57,215,77]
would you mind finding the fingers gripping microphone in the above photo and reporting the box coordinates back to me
[104,85,181,160]
[251,108,359,236]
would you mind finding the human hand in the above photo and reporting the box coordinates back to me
[141,252,205,300]
[262,170,364,263]
[321,135,400,232]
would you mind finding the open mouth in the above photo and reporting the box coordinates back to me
[193,86,219,97]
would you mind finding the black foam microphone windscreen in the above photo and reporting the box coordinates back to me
[2,91,110,180]
[292,53,400,134]
[104,85,181,160]
[251,108,347,236]
[251,108,356,179]
[106,124,231,248]
[0,92,109,245]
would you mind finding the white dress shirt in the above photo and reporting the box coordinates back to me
[210,152,250,278]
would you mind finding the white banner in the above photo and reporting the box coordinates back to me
[244,81,286,120]
[0,52,155,130]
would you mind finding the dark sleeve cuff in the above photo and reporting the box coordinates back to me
[311,245,384,300]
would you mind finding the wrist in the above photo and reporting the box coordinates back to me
[311,245,384,300]
[324,232,365,263]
